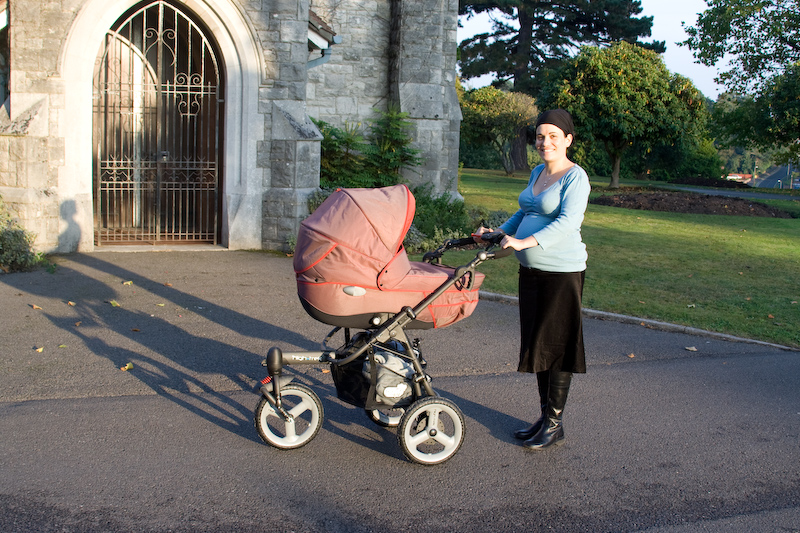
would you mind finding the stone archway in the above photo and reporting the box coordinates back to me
[93,0,224,245]
[60,0,263,251]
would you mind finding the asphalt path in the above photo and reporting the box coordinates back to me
[1,251,798,532]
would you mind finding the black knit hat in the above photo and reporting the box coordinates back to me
[534,109,575,137]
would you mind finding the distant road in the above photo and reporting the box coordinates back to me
[665,184,800,202]
[756,165,793,189]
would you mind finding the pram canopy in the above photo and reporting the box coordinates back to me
[293,185,485,329]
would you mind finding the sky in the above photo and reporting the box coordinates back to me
[457,0,724,99]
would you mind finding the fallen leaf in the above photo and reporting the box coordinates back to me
[738,272,744,275]
[34,347,44,352]
[686,346,698,352]
[687,274,693,278]
[67,301,76,306]
[75,321,82,327]
[58,344,67,348]
[109,300,120,307]
[131,328,140,332]
[687,304,695,308]
[321,369,330,374]
[638,301,645,304]
[792,301,798,305]
[768,314,775,319]
[745,297,751,301]
[120,362,133,371]
[156,303,165,307]
[123,280,133,286]
[31,304,42,310]
[627,353,635,358]
[164,282,173,287]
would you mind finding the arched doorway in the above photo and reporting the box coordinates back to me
[93,0,224,245]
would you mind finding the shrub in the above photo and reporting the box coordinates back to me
[362,106,421,187]
[313,107,422,189]
[0,195,41,273]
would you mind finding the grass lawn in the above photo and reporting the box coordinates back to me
[455,168,800,348]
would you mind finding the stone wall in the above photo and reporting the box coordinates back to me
[2,0,460,254]
[0,0,70,251]
[307,0,461,196]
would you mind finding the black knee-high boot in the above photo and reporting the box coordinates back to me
[514,370,550,440]
[522,371,572,450]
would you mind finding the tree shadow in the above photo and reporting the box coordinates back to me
[1,252,325,442]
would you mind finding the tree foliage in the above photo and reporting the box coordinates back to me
[682,0,800,95]
[459,0,664,95]
[712,64,800,164]
[459,85,538,174]
[538,42,710,187]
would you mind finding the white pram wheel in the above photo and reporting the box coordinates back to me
[366,407,405,427]
[397,397,465,465]
[255,383,323,449]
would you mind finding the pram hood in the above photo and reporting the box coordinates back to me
[294,185,484,329]
[293,185,415,290]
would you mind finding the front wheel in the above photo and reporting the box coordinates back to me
[397,397,465,465]
[254,383,323,450]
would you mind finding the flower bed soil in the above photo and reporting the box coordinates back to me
[590,191,793,218]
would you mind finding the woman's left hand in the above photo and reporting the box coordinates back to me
[501,235,538,251]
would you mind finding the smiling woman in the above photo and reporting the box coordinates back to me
[472,108,592,451]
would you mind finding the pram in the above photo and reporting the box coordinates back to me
[253,184,506,465]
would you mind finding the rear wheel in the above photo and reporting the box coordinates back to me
[397,397,465,465]
[254,383,323,450]
[365,407,405,427]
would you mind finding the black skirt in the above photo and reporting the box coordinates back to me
[517,266,586,374]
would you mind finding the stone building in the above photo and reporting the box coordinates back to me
[0,0,460,253]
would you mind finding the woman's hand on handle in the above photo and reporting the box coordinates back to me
[472,226,492,243]
[501,234,538,251]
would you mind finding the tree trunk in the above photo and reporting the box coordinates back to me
[510,129,530,173]
[610,155,621,188]
[514,8,535,94]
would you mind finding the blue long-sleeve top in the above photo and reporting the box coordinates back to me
[499,164,591,272]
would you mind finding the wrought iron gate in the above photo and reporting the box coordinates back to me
[93,0,223,245]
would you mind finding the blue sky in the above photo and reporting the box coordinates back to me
[458,0,724,99]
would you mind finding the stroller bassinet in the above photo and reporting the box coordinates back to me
[293,185,485,329]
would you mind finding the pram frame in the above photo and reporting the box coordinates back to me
[255,233,507,464]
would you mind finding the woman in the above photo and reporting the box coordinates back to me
[474,109,590,450]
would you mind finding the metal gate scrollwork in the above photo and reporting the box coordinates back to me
[93,0,223,245]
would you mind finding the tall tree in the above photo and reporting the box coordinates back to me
[538,42,708,187]
[682,0,800,95]
[459,0,665,96]
[460,86,538,174]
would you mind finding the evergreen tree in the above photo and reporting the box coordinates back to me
[459,0,665,96]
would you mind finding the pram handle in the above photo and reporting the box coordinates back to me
[422,231,506,263]
[476,230,506,245]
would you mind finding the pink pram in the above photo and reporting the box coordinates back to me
[294,184,484,329]
[254,185,505,465]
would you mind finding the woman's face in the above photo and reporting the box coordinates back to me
[535,123,573,163]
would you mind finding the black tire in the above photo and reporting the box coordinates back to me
[254,383,323,450]
[397,397,465,465]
